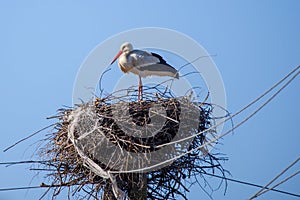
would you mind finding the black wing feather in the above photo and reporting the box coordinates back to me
[151,52,173,67]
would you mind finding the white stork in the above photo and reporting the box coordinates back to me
[110,42,179,101]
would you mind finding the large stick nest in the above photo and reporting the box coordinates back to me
[39,90,228,200]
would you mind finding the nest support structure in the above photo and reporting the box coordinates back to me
[39,91,228,200]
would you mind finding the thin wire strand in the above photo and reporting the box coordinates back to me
[0,160,52,166]
[177,54,217,72]
[3,123,57,152]
[0,183,84,192]
[249,156,300,199]
[0,172,298,199]
[0,186,42,192]
[204,172,300,198]
[251,170,300,199]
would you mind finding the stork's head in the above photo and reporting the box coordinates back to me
[120,42,133,53]
[110,42,133,65]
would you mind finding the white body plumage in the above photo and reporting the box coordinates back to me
[111,42,179,78]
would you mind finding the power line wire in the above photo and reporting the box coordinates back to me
[249,156,300,199]
[1,172,299,199]
[253,170,300,199]
[204,172,300,198]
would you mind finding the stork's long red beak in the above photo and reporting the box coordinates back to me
[110,50,122,65]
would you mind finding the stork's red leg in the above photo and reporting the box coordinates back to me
[138,76,143,101]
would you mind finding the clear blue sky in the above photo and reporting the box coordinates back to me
[1,1,300,200]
